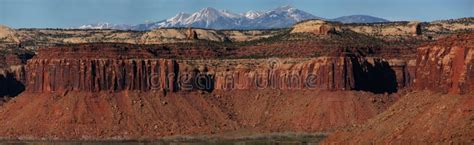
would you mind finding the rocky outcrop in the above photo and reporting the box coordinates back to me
[345,21,422,36]
[292,18,474,38]
[291,20,424,36]
[414,32,474,94]
[140,28,227,44]
[0,25,19,44]
[186,28,199,40]
[291,20,342,35]
[13,28,280,47]
[425,18,474,35]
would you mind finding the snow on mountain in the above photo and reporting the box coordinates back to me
[78,6,321,30]
[156,6,321,29]
[331,15,389,23]
[247,5,322,29]
[244,10,265,19]
[78,6,389,30]
[167,12,191,25]
[78,22,133,30]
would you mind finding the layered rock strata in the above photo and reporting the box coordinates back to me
[24,45,415,94]
[414,32,474,94]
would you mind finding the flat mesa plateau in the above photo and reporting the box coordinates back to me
[0,18,473,144]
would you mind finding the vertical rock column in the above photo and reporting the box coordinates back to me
[25,59,178,93]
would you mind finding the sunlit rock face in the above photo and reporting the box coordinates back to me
[22,44,415,94]
[415,32,474,94]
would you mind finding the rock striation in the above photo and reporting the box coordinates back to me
[24,44,414,94]
[414,32,474,94]
[322,33,474,144]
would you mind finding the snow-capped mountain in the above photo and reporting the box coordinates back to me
[151,6,321,29]
[77,22,134,30]
[331,15,389,23]
[77,6,389,30]
[244,11,264,19]
[155,7,246,29]
[246,5,322,29]
[78,6,321,30]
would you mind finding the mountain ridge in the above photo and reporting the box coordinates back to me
[78,6,389,30]
[331,15,390,23]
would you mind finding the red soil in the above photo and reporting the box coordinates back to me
[0,90,397,140]
[322,91,474,144]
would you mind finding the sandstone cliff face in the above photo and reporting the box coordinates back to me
[345,21,422,36]
[321,32,474,144]
[291,18,474,38]
[291,20,423,36]
[24,44,414,94]
[26,59,178,92]
[414,33,474,94]
[25,58,356,93]
[180,58,355,91]
[222,30,282,42]
[140,28,227,44]
[291,20,341,35]
[425,18,474,34]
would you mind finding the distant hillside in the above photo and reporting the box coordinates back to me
[331,15,389,23]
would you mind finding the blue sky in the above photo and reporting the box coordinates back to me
[0,0,472,28]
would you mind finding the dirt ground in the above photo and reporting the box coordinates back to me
[0,89,397,140]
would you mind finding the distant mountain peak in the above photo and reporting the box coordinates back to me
[77,6,390,30]
[275,5,295,11]
[244,10,264,19]
[168,12,191,22]
[331,15,389,23]
[199,7,218,14]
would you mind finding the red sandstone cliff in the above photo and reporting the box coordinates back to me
[415,33,474,94]
[0,43,412,140]
[24,44,414,93]
[322,32,474,144]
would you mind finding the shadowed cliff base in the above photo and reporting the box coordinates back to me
[351,57,398,94]
[0,73,25,97]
